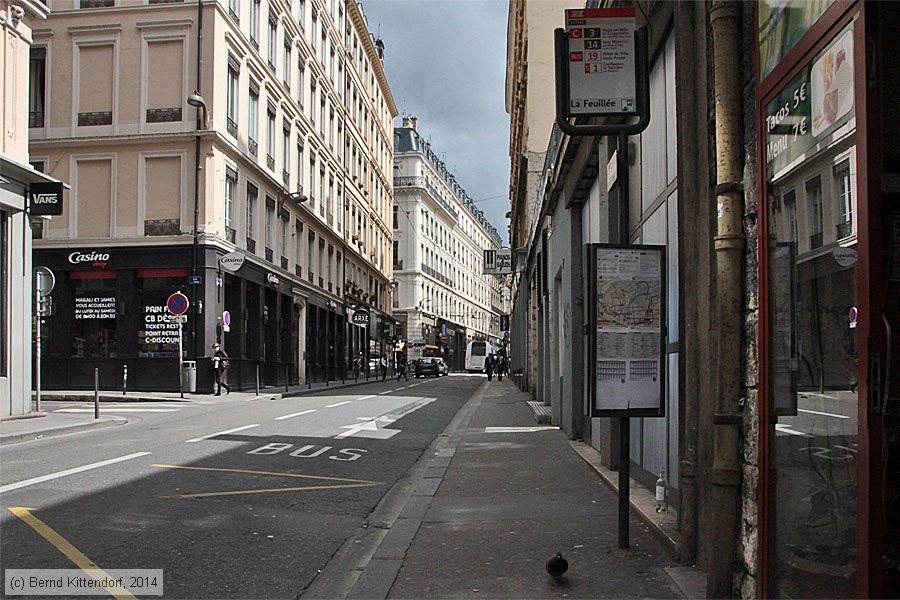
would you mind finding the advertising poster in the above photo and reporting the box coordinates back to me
[593,245,665,416]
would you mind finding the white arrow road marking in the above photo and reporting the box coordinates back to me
[186,424,259,443]
[0,452,152,494]
[275,409,317,421]
[334,398,436,439]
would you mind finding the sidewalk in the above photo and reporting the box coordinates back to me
[0,411,126,446]
[309,379,688,599]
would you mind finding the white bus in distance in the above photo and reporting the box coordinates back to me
[465,340,495,373]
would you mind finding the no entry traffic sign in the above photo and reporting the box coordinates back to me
[167,291,189,315]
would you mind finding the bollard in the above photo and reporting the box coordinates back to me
[123,364,128,395]
[255,364,260,396]
[94,368,100,419]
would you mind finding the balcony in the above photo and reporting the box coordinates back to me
[227,117,237,137]
[146,107,182,123]
[318,277,324,288]
[295,264,303,277]
[810,232,824,250]
[267,154,275,171]
[327,282,332,292]
[393,176,459,223]
[225,226,236,244]
[836,220,853,240]
[29,111,44,128]
[246,238,256,254]
[393,259,404,270]
[281,257,288,270]
[282,169,290,186]
[308,271,313,283]
[77,111,112,126]
[265,247,274,262]
[248,138,258,157]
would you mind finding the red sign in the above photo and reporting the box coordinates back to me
[166,292,189,315]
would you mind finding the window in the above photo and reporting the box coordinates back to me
[280,212,288,259]
[308,230,315,281]
[71,272,119,358]
[228,0,240,22]
[283,35,292,90]
[806,176,823,249]
[249,0,260,48]
[298,0,305,29]
[267,12,277,71]
[29,48,46,128]
[265,196,275,258]
[296,139,304,192]
[226,55,239,137]
[296,58,305,108]
[834,160,853,239]
[248,79,259,155]
[266,102,276,170]
[295,220,303,272]
[282,120,291,185]
[225,167,237,242]
[246,183,257,250]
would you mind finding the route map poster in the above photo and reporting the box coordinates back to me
[592,245,665,417]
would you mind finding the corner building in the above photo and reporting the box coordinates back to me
[30,0,397,392]
[392,118,506,371]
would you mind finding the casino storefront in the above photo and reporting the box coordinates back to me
[35,244,301,393]
[756,1,898,596]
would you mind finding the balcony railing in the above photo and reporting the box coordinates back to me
[227,117,237,137]
[248,138,258,157]
[267,154,275,170]
[308,271,313,283]
[393,176,459,223]
[265,247,274,262]
[78,111,112,126]
[836,220,853,239]
[29,111,44,128]
[281,257,288,270]
[146,107,182,123]
[318,277,324,288]
[225,226,236,244]
[282,169,290,186]
[295,264,303,277]
[246,238,256,254]
[810,232,824,250]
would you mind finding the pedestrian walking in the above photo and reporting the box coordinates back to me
[497,355,507,381]
[397,359,409,381]
[211,342,230,395]
[380,355,388,381]
[485,353,495,381]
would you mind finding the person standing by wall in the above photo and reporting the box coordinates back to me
[485,353,495,381]
[497,354,507,381]
[211,343,230,395]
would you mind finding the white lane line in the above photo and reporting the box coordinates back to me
[357,394,376,400]
[797,408,851,419]
[485,426,560,433]
[0,452,152,494]
[275,409,317,421]
[54,408,179,413]
[185,424,259,443]
[775,424,811,437]
[326,401,352,408]
[378,391,391,395]
[396,386,408,391]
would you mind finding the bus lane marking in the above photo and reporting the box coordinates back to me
[8,507,137,600]
[151,464,381,499]
[326,401,352,408]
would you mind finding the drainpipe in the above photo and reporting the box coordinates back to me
[707,1,745,597]
[191,0,204,362]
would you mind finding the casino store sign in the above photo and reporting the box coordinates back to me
[68,250,111,267]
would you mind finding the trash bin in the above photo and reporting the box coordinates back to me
[181,360,196,393]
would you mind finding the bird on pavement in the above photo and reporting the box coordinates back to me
[546,552,568,579]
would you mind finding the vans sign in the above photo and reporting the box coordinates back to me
[220,251,245,272]
[29,182,64,216]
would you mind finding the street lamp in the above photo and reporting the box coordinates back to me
[188,92,207,364]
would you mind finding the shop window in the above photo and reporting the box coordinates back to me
[71,271,119,358]
[137,269,188,357]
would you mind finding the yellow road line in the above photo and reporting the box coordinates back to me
[151,463,377,484]
[8,507,137,600]
[161,481,381,499]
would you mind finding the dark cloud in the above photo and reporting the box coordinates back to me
[362,0,511,244]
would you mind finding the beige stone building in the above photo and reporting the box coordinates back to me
[29,0,397,392]
[1,0,59,416]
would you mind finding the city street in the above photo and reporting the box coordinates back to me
[1,375,481,598]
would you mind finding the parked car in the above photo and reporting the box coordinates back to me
[415,357,448,377]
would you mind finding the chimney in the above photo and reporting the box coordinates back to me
[402,116,411,128]
[375,38,385,62]
[410,116,417,130]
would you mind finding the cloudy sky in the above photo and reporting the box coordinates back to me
[360,0,511,244]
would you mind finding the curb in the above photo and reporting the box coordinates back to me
[0,416,127,446]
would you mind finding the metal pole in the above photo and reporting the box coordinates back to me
[178,321,184,399]
[618,417,630,549]
[35,301,41,412]
[255,364,260,395]
[94,368,100,419]
[123,364,128,395]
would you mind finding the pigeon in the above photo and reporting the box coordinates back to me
[545,552,568,579]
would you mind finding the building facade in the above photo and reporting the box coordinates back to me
[508,0,899,597]
[1,0,58,416]
[392,118,505,371]
[29,0,396,392]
